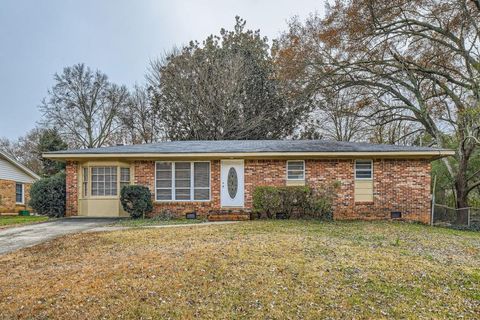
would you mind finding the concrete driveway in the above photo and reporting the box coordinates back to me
[0,218,117,255]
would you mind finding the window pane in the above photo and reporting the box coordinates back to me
[156,189,172,200]
[120,168,130,182]
[194,162,209,188]
[355,161,372,179]
[83,168,88,197]
[156,162,172,200]
[288,173,304,180]
[175,189,191,200]
[175,180,190,188]
[287,161,304,180]
[156,162,172,171]
[175,162,190,170]
[90,166,117,196]
[175,162,191,200]
[194,189,209,200]
[156,170,171,180]
[157,178,172,188]
[288,163,304,170]
[15,183,23,203]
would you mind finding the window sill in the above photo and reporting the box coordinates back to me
[155,200,211,203]
[81,197,119,200]
[354,201,374,205]
[286,179,306,186]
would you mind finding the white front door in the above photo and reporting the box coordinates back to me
[221,160,244,207]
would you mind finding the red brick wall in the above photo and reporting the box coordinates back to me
[66,158,432,223]
[133,160,221,217]
[65,161,78,217]
[305,159,431,223]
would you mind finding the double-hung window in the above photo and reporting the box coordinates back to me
[15,183,24,204]
[82,167,89,197]
[120,167,131,190]
[155,161,210,201]
[355,160,373,180]
[287,160,305,180]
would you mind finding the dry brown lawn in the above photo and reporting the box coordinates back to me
[0,221,479,319]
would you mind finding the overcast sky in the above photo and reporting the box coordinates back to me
[0,0,325,140]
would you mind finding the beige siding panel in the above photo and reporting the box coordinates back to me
[286,180,306,186]
[355,194,374,202]
[79,198,128,217]
[355,180,373,202]
[0,158,35,183]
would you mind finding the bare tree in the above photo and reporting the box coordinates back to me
[40,63,129,148]
[275,0,480,219]
[118,84,163,144]
[304,88,368,141]
[0,128,43,174]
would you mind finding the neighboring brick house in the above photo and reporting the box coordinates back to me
[0,150,40,214]
[43,140,454,223]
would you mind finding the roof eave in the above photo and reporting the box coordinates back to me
[43,150,456,161]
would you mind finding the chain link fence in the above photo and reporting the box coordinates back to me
[432,204,480,229]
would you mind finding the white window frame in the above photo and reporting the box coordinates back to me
[354,160,373,180]
[119,167,131,190]
[286,160,305,181]
[155,161,211,202]
[90,166,118,197]
[15,182,24,204]
[82,167,89,197]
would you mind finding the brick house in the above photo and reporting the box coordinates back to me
[0,150,40,214]
[43,140,454,223]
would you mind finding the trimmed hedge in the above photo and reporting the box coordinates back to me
[120,185,153,219]
[253,183,339,220]
[29,172,66,217]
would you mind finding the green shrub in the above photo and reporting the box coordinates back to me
[305,182,340,220]
[253,183,339,220]
[252,186,282,218]
[29,172,66,217]
[120,185,153,219]
[280,186,311,219]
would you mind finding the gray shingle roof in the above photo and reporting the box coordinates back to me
[45,140,449,155]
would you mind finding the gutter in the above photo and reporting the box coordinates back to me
[43,150,456,161]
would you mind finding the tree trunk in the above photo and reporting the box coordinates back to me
[455,158,470,225]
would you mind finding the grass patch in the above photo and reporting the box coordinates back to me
[112,217,206,227]
[0,220,479,319]
[0,215,48,228]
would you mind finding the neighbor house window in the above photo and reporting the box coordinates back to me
[287,160,305,180]
[355,160,373,180]
[15,183,24,204]
[155,161,210,201]
[82,167,89,197]
[91,167,118,196]
[120,167,131,190]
